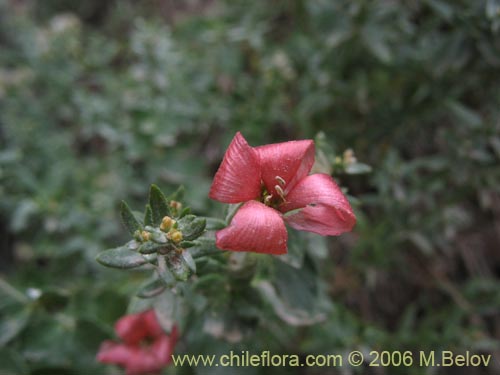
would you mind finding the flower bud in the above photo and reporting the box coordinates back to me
[168,229,183,244]
[343,148,357,165]
[141,230,151,241]
[160,216,175,232]
[169,200,182,215]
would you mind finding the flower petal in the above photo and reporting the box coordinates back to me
[209,132,262,203]
[216,201,287,254]
[124,347,165,375]
[256,139,315,197]
[96,341,135,367]
[115,312,149,345]
[281,174,356,236]
[150,326,178,365]
[142,310,164,338]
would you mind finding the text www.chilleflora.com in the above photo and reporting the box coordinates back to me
[171,350,492,368]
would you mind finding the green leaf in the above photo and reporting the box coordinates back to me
[256,280,325,326]
[18,315,71,368]
[255,259,328,326]
[96,247,148,269]
[345,162,372,174]
[167,252,191,281]
[166,185,185,202]
[137,279,166,298]
[177,215,206,240]
[158,256,176,287]
[150,231,167,244]
[426,0,454,20]
[277,230,305,268]
[179,207,191,218]
[225,203,243,223]
[362,25,392,63]
[149,184,171,225]
[204,217,227,230]
[153,289,188,332]
[446,100,482,128]
[179,240,199,248]
[10,199,38,232]
[144,204,154,227]
[0,307,31,347]
[138,241,165,254]
[120,201,142,235]
[182,251,196,273]
[190,237,220,259]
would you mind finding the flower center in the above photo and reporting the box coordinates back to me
[260,176,287,209]
[140,336,155,348]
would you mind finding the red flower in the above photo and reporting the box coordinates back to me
[209,132,356,254]
[97,310,178,375]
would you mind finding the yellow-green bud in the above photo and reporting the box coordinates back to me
[169,200,182,212]
[141,230,151,241]
[343,148,357,165]
[160,216,175,232]
[168,229,183,244]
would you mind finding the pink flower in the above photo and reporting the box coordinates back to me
[97,310,178,375]
[209,132,356,254]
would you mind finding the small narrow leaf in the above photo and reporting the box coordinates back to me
[96,247,148,269]
[120,201,141,235]
[149,185,171,225]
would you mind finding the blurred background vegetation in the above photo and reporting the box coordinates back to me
[1,0,499,374]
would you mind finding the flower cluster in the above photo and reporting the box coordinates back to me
[209,132,356,254]
[97,310,178,375]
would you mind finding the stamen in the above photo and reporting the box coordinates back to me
[263,195,272,206]
[274,185,286,201]
[275,176,286,186]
